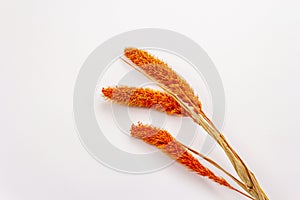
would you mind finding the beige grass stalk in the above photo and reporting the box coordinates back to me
[122,47,268,200]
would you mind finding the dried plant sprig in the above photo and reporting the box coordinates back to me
[131,122,254,200]
[102,86,189,116]
[123,48,268,200]
[102,86,250,194]
[102,86,249,193]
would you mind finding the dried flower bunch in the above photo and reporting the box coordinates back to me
[102,48,268,200]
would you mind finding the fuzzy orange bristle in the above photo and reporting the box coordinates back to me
[124,48,202,114]
[102,86,189,116]
[131,123,230,187]
[130,123,254,199]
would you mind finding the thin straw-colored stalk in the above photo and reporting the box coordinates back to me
[131,123,254,200]
[182,144,249,194]
[102,86,188,116]
[123,47,268,200]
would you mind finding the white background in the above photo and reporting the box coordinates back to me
[1,0,300,199]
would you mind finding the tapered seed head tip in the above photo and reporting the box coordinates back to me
[130,122,145,138]
[124,47,138,55]
[130,123,174,147]
[102,87,113,99]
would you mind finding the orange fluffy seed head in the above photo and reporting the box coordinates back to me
[102,86,189,116]
[131,123,232,188]
[130,122,174,148]
[124,48,202,114]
